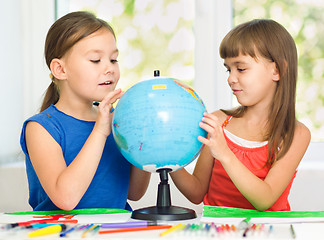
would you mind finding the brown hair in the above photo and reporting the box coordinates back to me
[41,11,116,112]
[219,19,297,166]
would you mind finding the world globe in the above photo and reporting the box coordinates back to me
[112,76,207,173]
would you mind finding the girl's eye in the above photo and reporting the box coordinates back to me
[111,59,118,63]
[226,69,231,73]
[90,60,100,63]
[238,68,245,72]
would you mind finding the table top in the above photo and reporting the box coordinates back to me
[1,209,324,239]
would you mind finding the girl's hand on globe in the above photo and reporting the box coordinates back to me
[94,88,124,137]
[198,112,232,163]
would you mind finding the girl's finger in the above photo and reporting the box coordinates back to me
[198,135,209,145]
[199,122,214,134]
[201,117,218,129]
[108,89,124,104]
[202,112,221,125]
[203,112,219,121]
[100,89,123,107]
[199,122,220,137]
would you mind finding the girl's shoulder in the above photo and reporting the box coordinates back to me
[295,120,311,140]
[210,110,229,124]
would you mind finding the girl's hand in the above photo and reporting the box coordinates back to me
[198,112,232,163]
[94,88,124,137]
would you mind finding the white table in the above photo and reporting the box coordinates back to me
[1,212,324,239]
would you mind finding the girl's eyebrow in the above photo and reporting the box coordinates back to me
[86,48,119,54]
[224,61,247,67]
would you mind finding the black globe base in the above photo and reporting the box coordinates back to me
[131,206,196,221]
[131,168,197,221]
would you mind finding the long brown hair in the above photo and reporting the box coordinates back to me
[219,19,298,166]
[41,11,116,112]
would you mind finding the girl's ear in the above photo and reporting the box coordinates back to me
[50,58,67,80]
[272,62,280,82]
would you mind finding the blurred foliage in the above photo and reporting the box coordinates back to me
[123,0,135,15]
[234,0,324,141]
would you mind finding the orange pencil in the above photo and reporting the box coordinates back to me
[99,225,172,234]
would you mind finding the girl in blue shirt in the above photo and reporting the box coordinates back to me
[20,11,150,211]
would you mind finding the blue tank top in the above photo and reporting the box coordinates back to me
[20,105,131,211]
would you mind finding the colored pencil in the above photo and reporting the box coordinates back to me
[160,223,184,236]
[99,225,172,234]
[81,224,98,238]
[101,221,157,228]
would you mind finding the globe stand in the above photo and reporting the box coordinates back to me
[131,168,197,221]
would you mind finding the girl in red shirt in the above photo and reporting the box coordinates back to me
[170,19,310,211]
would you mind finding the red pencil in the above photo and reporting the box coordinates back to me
[99,225,172,234]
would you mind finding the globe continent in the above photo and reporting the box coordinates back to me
[112,77,207,172]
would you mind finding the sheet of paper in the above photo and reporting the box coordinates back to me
[74,213,131,224]
[200,216,324,224]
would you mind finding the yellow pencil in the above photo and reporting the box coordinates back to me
[28,224,67,237]
[160,223,185,237]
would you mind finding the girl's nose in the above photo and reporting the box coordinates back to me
[104,64,113,75]
[227,72,237,86]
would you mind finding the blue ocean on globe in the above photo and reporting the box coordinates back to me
[112,77,208,172]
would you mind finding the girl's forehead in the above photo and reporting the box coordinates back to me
[224,53,272,67]
[224,54,255,63]
[79,28,115,44]
[68,29,117,54]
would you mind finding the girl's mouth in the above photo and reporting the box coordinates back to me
[99,81,112,85]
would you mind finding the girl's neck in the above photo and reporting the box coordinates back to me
[55,100,97,121]
[227,106,270,142]
[243,107,269,127]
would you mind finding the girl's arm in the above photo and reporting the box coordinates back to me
[170,145,215,204]
[25,89,123,210]
[200,112,311,211]
[127,166,151,201]
[169,111,227,204]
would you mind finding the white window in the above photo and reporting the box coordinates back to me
[1,1,322,165]
[0,0,54,165]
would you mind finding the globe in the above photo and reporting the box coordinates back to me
[112,76,207,173]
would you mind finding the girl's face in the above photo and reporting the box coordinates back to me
[224,53,279,109]
[60,28,120,103]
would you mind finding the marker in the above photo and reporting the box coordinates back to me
[28,224,67,238]
[238,217,251,230]
[242,226,250,237]
[160,223,184,237]
[78,224,90,231]
[99,225,172,234]
[101,221,158,228]
[91,225,100,235]
[2,219,76,229]
[268,225,273,236]
[59,224,80,237]
[190,224,198,236]
[231,224,237,232]
[25,223,58,229]
[181,223,192,236]
[290,224,296,239]
[239,217,251,237]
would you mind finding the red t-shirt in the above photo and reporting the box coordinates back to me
[203,116,296,211]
